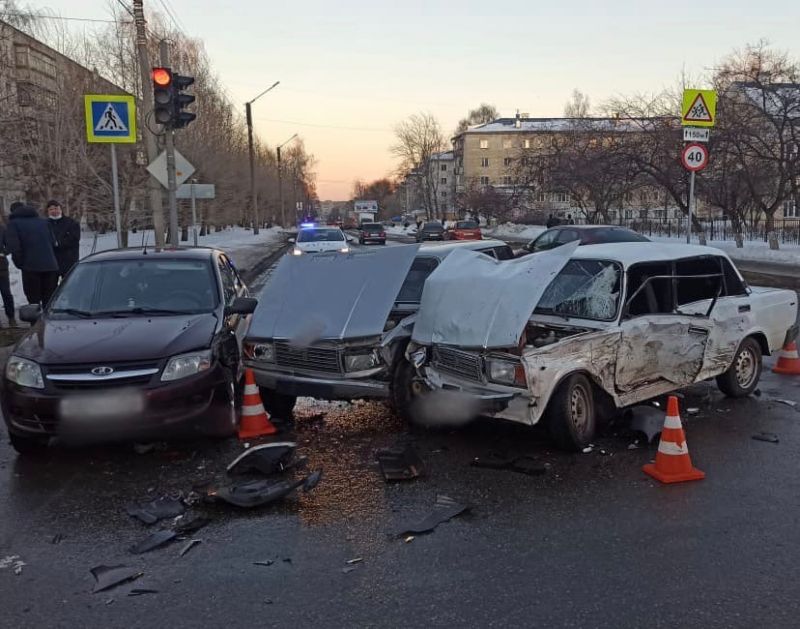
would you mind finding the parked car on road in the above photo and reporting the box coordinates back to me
[416,222,445,242]
[406,242,798,450]
[445,220,482,241]
[1,247,258,454]
[358,222,387,245]
[518,225,648,256]
[244,239,514,418]
[290,226,350,255]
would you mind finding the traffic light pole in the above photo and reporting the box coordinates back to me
[160,40,180,246]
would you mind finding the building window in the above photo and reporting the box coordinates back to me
[639,209,648,219]
[785,199,798,218]
[624,209,633,219]
[440,164,447,172]
[29,49,56,78]
[480,176,490,186]
[481,157,489,167]
[16,82,34,107]
[479,139,489,149]
[503,157,512,167]
[554,192,569,203]
[503,139,512,149]
[536,192,547,203]
[503,176,512,185]
[14,44,28,68]
[440,191,448,198]
[440,177,447,185]
[524,139,531,149]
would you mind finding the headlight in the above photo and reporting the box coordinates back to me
[292,247,303,256]
[244,341,274,362]
[5,356,44,389]
[344,352,380,372]
[339,247,350,253]
[486,359,526,387]
[161,350,212,382]
[410,348,427,368]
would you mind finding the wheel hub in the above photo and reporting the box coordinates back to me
[569,385,589,434]
[735,348,756,388]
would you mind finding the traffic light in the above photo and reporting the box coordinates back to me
[152,66,174,126]
[151,67,196,129]
[172,73,196,129]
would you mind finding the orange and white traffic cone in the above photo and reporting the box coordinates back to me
[772,341,800,376]
[643,395,705,484]
[238,368,278,440]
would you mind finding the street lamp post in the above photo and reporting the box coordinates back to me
[277,133,298,228]
[245,80,279,235]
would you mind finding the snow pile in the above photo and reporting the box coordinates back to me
[647,235,800,265]
[4,226,285,319]
[484,223,546,242]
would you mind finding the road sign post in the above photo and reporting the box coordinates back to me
[190,182,198,246]
[84,94,136,248]
[681,143,709,244]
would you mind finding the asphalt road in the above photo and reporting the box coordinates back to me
[2,237,800,628]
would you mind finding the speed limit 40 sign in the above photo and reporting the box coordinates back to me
[681,143,709,172]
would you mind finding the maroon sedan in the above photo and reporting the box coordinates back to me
[1,247,257,454]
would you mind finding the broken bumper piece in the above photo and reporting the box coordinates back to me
[248,366,390,400]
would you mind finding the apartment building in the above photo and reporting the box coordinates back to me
[428,150,456,216]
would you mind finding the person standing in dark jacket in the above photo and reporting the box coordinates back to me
[46,200,80,279]
[5,202,59,306]
[0,219,17,326]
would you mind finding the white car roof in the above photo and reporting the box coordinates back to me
[417,239,508,258]
[571,242,733,268]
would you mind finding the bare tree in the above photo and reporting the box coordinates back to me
[455,103,499,135]
[563,89,591,118]
[391,112,446,219]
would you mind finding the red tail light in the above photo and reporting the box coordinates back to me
[380,231,386,237]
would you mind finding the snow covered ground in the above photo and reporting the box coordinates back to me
[647,234,800,264]
[3,226,285,323]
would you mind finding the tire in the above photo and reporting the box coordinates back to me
[716,337,762,398]
[390,359,426,423]
[259,388,297,420]
[545,373,596,451]
[9,432,50,455]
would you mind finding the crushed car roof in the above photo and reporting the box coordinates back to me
[570,242,734,267]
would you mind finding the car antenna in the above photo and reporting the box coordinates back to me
[142,230,149,255]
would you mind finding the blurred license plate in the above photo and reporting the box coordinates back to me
[60,390,145,421]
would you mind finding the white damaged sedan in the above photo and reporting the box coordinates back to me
[405,241,798,450]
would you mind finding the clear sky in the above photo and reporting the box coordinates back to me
[28,0,800,199]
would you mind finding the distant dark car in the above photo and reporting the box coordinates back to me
[445,220,482,241]
[416,222,445,242]
[358,222,386,245]
[1,247,258,454]
[519,225,649,256]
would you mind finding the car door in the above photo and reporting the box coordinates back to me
[614,261,711,397]
[528,229,559,253]
[216,253,245,375]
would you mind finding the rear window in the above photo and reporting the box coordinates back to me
[580,228,649,244]
[456,221,478,229]
[297,229,345,242]
[361,223,382,230]
[396,257,439,304]
[423,223,444,232]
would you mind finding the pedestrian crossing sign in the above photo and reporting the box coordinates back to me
[84,94,136,143]
[682,89,717,128]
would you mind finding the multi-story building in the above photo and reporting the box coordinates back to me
[428,150,456,217]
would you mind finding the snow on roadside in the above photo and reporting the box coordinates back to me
[647,234,800,265]
[4,226,285,320]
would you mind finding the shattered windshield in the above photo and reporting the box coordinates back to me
[534,259,621,321]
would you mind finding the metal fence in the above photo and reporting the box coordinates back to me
[614,217,800,245]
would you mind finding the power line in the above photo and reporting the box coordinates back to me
[114,0,135,18]
[3,12,129,24]
[255,117,393,133]
[157,0,187,38]
[161,0,188,33]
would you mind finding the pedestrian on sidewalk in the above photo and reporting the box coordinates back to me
[5,202,59,306]
[0,217,17,326]
[46,200,80,280]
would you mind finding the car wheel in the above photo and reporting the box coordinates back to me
[203,380,239,438]
[545,373,596,451]
[716,337,762,398]
[9,432,50,456]
[390,359,428,423]
[259,388,297,420]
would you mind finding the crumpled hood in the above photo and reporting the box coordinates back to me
[412,242,578,349]
[250,245,420,341]
[13,315,217,365]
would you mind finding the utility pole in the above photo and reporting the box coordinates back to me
[244,81,279,235]
[132,0,166,247]
[276,133,297,228]
[160,40,179,246]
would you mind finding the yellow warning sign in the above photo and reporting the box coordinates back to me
[682,89,717,128]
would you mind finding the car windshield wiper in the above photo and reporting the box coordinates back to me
[50,307,94,318]
[95,308,197,317]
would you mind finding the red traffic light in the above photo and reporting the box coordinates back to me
[152,67,171,86]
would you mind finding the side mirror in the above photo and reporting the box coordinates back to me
[224,297,258,317]
[287,237,296,244]
[19,304,42,323]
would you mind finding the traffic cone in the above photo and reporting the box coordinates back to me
[238,368,278,439]
[642,396,705,484]
[772,341,800,376]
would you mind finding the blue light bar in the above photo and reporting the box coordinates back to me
[300,222,315,228]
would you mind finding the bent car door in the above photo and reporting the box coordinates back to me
[615,261,711,399]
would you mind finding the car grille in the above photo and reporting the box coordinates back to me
[44,361,161,390]
[432,346,483,382]
[274,342,343,374]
